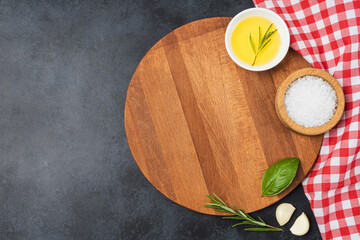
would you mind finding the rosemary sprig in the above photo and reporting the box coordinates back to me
[205,193,283,232]
[249,23,278,66]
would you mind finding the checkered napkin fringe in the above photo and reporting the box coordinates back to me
[253,1,360,239]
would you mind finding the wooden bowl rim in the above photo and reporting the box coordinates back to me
[275,68,345,136]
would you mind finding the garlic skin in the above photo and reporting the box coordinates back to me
[290,212,310,236]
[276,203,296,226]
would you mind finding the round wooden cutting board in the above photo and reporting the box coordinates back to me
[125,17,323,215]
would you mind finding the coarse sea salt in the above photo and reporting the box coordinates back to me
[284,75,337,128]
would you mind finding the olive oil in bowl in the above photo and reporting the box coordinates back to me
[225,8,290,71]
[230,16,281,66]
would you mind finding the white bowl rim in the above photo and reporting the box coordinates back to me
[225,7,290,71]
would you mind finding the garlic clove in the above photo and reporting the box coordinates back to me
[290,212,310,236]
[276,203,296,226]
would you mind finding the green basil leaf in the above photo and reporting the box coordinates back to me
[261,158,300,197]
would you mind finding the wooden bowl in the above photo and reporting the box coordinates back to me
[275,68,345,135]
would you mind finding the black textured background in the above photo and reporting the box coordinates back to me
[0,1,322,239]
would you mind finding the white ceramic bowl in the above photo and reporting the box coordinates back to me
[225,8,290,71]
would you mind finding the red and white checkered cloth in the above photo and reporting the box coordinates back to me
[253,0,360,239]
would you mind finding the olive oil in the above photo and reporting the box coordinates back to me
[231,16,281,66]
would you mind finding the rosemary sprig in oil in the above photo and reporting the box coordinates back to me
[249,23,278,66]
[205,193,283,232]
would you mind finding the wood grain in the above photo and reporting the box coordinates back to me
[275,68,345,135]
[124,17,323,215]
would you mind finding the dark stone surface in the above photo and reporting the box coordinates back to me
[0,0,322,239]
